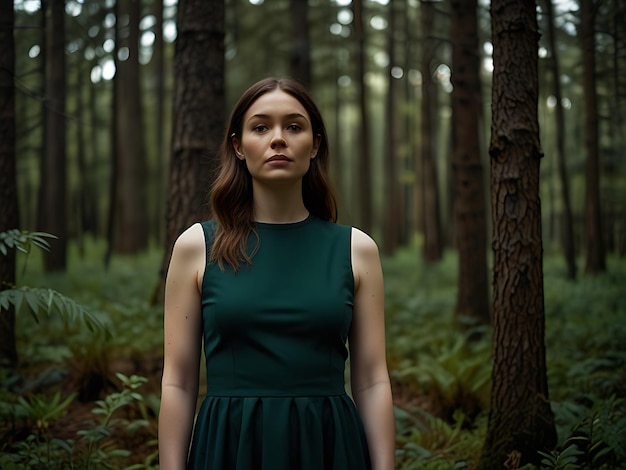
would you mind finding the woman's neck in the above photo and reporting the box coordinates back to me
[252,180,308,224]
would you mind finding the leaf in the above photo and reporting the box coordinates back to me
[50,438,74,455]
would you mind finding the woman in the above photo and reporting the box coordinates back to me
[159,77,395,470]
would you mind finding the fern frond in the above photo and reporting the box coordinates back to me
[0,286,111,339]
[0,229,57,256]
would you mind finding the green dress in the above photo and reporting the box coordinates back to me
[187,215,371,470]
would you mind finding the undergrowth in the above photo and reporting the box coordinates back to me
[384,245,626,469]
[1,234,625,469]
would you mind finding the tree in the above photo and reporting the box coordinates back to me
[420,0,443,263]
[382,0,401,255]
[353,0,373,234]
[0,0,19,369]
[581,0,606,273]
[39,0,67,271]
[155,0,225,303]
[289,0,311,89]
[450,0,490,326]
[111,0,149,254]
[543,0,577,280]
[479,1,557,468]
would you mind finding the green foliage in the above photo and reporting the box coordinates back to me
[395,406,485,469]
[539,444,584,470]
[0,230,56,257]
[0,374,156,470]
[16,390,77,431]
[0,286,110,339]
[541,396,626,470]
[385,251,626,470]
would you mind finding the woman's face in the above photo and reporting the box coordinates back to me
[233,90,320,186]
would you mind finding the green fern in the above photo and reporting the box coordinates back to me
[0,286,110,339]
[0,229,56,256]
[538,444,584,469]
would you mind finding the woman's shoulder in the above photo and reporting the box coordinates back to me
[350,226,380,258]
[173,223,206,256]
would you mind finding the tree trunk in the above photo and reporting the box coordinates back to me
[112,0,149,254]
[581,0,606,273]
[353,0,373,234]
[479,1,557,468]
[450,0,490,326]
[0,0,19,369]
[544,0,577,279]
[420,0,443,263]
[154,0,166,245]
[289,0,311,89]
[383,0,400,255]
[40,0,67,271]
[154,0,225,304]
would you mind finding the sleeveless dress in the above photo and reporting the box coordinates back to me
[187,215,371,470]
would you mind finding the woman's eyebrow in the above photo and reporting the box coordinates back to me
[247,113,309,121]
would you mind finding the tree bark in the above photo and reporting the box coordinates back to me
[0,0,19,369]
[479,1,557,468]
[420,0,443,263]
[353,0,373,234]
[40,0,67,271]
[112,0,149,254]
[450,0,490,327]
[154,0,225,304]
[543,0,577,279]
[581,0,606,273]
[289,0,311,89]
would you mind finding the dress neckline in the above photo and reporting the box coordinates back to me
[255,213,313,230]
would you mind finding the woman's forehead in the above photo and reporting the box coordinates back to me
[245,90,310,119]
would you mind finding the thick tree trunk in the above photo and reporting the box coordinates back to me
[479,1,557,468]
[544,0,577,279]
[383,0,400,255]
[112,0,149,254]
[450,0,490,326]
[40,0,67,271]
[353,0,373,234]
[420,0,443,263]
[581,0,606,273]
[0,1,19,369]
[289,0,311,89]
[154,0,225,304]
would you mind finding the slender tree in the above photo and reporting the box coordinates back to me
[353,0,373,234]
[543,0,576,279]
[39,0,67,271]
[479,1,557,467]
[420,0,443,263]
[154,0,166,244]
[382,0,401,255]
[111,0,149,254]
[155,0,225,303]
[0,0,19,369]
[289,0,311,89]
[581,0,606,273]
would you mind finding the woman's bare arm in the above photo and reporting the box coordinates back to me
[158,224,205,470]
[349,227,396,470]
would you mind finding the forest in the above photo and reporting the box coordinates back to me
[1,0,625,469]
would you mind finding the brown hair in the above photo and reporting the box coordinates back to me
[209,77,338,271]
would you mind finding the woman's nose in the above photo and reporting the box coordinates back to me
[270,130,286,148]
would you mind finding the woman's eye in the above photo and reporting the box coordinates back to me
[287,124,301,131]
[253,125,268,132]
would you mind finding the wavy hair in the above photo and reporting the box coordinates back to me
[209,77,338,271]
